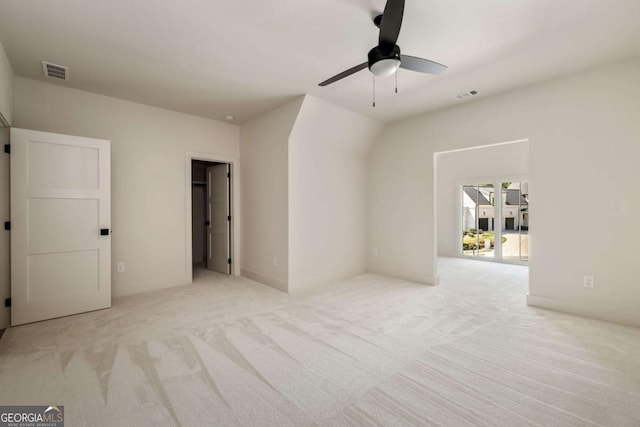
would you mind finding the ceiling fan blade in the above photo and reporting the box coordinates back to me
[379,0,405,51]
[399,55,447,75]
[318,62,368,86]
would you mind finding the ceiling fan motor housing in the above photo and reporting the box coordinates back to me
[368,45,401,77]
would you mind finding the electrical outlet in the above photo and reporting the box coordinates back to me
[116,262,126,273]
[583,275,594,289]
[372,248,378,257]
[272,256,278,267]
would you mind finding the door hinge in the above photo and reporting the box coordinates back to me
[4,298,10,308]
[3,221,9,231]
[227,258,232,264]
[227,172,230,178]
[227,215,231,221]
[3,144,9,154]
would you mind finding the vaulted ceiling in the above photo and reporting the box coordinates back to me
[0,0,638,123]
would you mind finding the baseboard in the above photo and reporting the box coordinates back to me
[368,266,438,286]
[527,293,640,328]
[288,267,366,293]
[113,274,193,299]
[240,268,288,293]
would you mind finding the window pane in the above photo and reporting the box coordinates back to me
[462,185,476,255]
[462,184,495,258]
[502,181,528,262]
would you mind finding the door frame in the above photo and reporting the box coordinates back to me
[185,151,239,280]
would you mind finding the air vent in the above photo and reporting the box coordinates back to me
[455,90,478,100]
[42,61,69,81]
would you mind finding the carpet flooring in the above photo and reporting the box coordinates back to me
[0,258,639,426]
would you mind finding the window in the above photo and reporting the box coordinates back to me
[461,184,495,258]
[461,180,528,263]
[501,182,529,262]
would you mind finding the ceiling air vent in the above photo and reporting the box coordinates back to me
[42,61,69,81]
[455,90,478,100]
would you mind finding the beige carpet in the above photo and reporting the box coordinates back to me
[0,258,639,426]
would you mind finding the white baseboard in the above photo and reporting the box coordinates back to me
[527,293,640,328]
[240,268,288,293]
[288,267,366,293]
[113,274,192,299]
[368,266,438,286]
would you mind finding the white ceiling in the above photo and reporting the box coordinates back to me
[0,0,639,123]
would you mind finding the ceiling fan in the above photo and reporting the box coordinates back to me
[318,0,447,87]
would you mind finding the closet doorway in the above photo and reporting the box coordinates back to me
[191,160,232,277]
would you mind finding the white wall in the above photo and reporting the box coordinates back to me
[0,40,13,329]
[0,40,12,125]
[369,58,640,326]
[240,95,382,293]
[13,77,239,297]
[436,141,529,257]
[288,96,382,291]
[240,97,303,292]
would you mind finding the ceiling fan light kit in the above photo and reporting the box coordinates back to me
[318,0,448,107]
[368,45,401,77]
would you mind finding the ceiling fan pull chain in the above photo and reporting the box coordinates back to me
[372,75,376,108]
[395,70,398,94]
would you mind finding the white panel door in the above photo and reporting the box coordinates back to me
[206,164,230,274]
[10,128,111,326]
